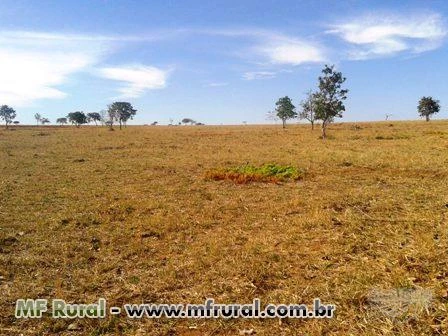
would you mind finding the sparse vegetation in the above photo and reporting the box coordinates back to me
[206,163,304,183]
[34,113,41,126]
[1,122,448,336]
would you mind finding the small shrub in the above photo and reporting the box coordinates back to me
[205,163,304,184]
[375,135,393,140]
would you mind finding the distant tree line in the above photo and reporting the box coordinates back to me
[52,102,138,129]
[0,77,443,130]
[271,64,443,138]
[273,64,348,139]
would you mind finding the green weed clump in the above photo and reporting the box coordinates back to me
[205,163,304,184]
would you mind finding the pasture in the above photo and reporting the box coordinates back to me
[1,121,448,335]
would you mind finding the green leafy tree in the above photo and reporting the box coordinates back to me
[56,117,68,125]
[0,105,16,129]
[418,96,440,122]
[275,96,296,129]
[67,111,88,127]
[299,90,317,130]
[181,118,196,125]
[87,112,102,125]
[40,117,50,125]
[314,65,348,139]
[107,102,137,130]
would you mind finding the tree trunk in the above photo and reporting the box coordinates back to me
[321,122,327,139]
[119,120,122,130]
[282,119,286,129]
[311,121,314,130]
[426,115,430,122]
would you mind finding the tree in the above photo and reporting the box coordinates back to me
[299,90,317,130]
[40,118,50,125]
[314,65,348,139]
[56,117,68,125]
[34,113,42,126]
[13,121,20,125]
[418,96,440,122]
[182,118,196,125]
[67,111,88,127]
[0,105,16,129]
[107,102,137,130]
[87,112,102,125]
[99,110,108,126]
[275,96,296,129]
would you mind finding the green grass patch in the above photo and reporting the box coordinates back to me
[205,163,304,184]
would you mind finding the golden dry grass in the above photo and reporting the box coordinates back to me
[1,121,448,335]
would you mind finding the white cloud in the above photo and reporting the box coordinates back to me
[328,13,447,60]
[0,31,109,106]
[99,65,168,98]
[242,71,277,80]
[0,31,173,106]
[191,28,326,66]
[257,38,325,65]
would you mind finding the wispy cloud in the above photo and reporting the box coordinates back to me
[200,28,326,65]
[0,31,108,106]
[0,30,174,106]
[328,12,447,60]
[98,65,169,98]
[242,71,277,80]
[255,35,325,65]
[205,82,229,87]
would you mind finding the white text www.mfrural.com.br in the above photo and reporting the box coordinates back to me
[15,298,335,319]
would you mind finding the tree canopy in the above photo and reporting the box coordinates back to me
[0,105,16,129]
[314,65,348,138]
[275,96,296,129]
[87,112,102,125]
[56,117,68,125]
[107,102,137,129]
[67,111,88,127]
[299,90,317,130]
[182,118,196,125]
[418,96,440,122]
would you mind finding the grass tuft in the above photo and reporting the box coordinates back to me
[205,163,304,184]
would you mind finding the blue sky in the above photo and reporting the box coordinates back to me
[1,0,448,125]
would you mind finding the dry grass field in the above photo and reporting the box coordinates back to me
[1,121,448,335]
